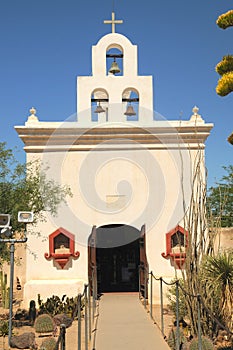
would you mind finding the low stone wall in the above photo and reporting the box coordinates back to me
[216,227,233,251]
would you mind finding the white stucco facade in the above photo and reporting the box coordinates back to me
[15,29,213,306]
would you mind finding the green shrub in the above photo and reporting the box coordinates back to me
[38,294,80,318]
[189,336,214,350]
[167,328,188,350]
[40,337,56,350]
[167,279,188,320]
[0,321,9,337]
[34,314,54,334]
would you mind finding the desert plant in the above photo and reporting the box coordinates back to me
[216,10,233,30]
[0,320,8,350]
[40,337,57,350]
[216,72,233,96]
[34,314,55,334]
[201,251,233,331]
[216,55,233,76]
[189,336,214,350]
[167,279,188,320]
[0,320,9,337]
[38,294,80,318]
[167,328,188,350]
[29,300,37,324]
[0,271,9,309]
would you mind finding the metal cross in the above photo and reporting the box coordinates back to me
[104,12,123,33]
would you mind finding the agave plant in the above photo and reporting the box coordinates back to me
[201,251,233,331]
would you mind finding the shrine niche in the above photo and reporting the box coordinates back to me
[161,225,188,269]
[44,227,80,269]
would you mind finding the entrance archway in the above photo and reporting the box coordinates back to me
[88,224,148,295]
[96,224,140,293]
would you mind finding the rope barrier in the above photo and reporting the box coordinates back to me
[55,269,97,350]
[139,268,233,350]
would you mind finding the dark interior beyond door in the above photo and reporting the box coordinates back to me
[96,224,140,293]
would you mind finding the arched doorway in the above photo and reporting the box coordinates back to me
[88,224,148,294]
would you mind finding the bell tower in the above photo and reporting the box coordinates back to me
[77,12,153,125]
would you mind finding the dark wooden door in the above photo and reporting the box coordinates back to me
[139,224,149,298]
[88,225,97,294]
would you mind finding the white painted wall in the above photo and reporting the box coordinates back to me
[15,30,213,307]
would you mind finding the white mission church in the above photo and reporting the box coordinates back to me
[15,13,213,306]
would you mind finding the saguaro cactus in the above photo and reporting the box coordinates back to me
[0,271,9,309]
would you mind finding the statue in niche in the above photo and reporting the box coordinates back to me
[54,233,70,254]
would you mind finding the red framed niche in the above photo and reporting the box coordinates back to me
[44,227,80,269]
[161,225,188,269]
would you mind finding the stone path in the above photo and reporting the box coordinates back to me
[92,293,171,350]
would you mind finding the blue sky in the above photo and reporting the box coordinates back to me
[0,0,232,188]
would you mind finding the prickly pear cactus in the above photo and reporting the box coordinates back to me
[34,314,55,334]
[189,336,214,350]
[40,337,56,350]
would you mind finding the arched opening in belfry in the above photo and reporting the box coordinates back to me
[91,89,109,121]
[122,88,139,121]
[106,46,123,76]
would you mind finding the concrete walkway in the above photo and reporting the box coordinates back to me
[93,293,170,350]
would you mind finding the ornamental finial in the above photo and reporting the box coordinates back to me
[29,107,36,116]
[26,106,38,123]
[190,105,204,123]
[192,106,199,115]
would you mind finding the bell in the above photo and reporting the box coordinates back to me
[94,103,105,113]
[108,58,121,75]
[124,105,136,116]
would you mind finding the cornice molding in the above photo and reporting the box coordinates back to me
[15,122,213,152]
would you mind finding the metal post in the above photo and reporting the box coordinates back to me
[150,272,153,319]
[84,285,88,350]
[160,277,164,337]
[197,295,202,350]
[95,265,98,301]
[60,324,66,350]
[138,265,141,299]
[78,293,82,350]
[88,283,91,341]
[175,281,180,350]
[92,269,95,323]
[144,269,147,309]
[8,242,15,347]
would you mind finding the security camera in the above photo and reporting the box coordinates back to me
[0,227,12,238]
[18,211,34,223]
[0,214,11,228]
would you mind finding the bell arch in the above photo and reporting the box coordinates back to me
[106,46,123,76]
[91,88,109,122]
[122,87,139,121]
[92,33,138,77]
